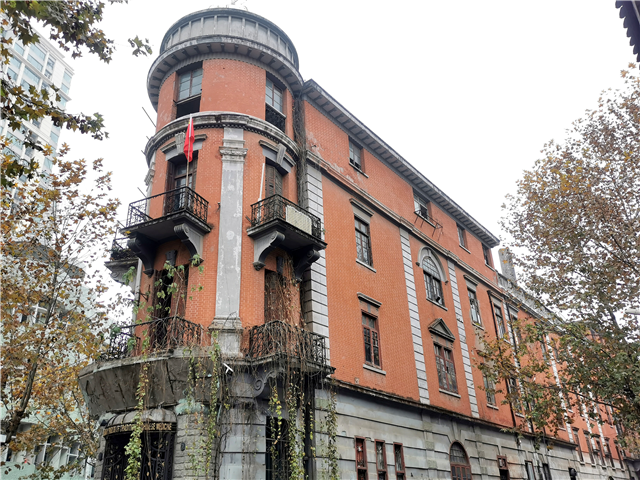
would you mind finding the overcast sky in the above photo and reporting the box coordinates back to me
[60,0,637,256]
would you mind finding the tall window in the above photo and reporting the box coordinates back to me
[393,444,405,480]
[362,312,381,368]
[483,373,496,406]
[594,438,604,465]
[423,256,444,305]
[265,164,283,197]
[355,437,367,480]
[615,444,625,470]
[525,461,535,480]
[573,429,584,462]
[266,78,283,113]
[375,441,387,479]
[178,68,203,100]
[468,288,482,326]
[584,430,595,464]
[482,245,493,267]
[494,304,506,338]
[604,438,614,467]
[349,139,362,170]
[27,44,45,71]
[457,225,467,249]
[541,463,552,480]
[355,217,372,266]
[450,442,472,480]
[266,417,290,480]
[435,344,458,393]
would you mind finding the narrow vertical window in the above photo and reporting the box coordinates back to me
[584,431,595,464]
[604,438,614,467]
[525,461,535,480]
[355,437,367,480]
[264,164,283,197]
[422,255,444,305]
[393,444,405,480]
[355,217,372,266]
[362,313,381,368]
[266,78,283,113]
[594,438,604,465]
[349,139,362,170]
[483,244,493,267]
[483,373,496,406]
[375,441,387,479]
[573,429,584,463]
[494,304,506,338]
[468,289,482,326]
[615,444,625,470]
[435,344,458,393]
[542,463,552,480]
[457,225,467,249]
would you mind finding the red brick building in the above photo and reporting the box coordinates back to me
[82,8,634,480]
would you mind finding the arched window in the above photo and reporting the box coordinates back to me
[422,255,444,306]
[450,442,472,480]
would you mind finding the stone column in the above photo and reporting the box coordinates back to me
[212,127,247,355]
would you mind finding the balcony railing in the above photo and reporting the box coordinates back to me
[265,104,285,132]
[126,187,209,228]
[109,237,137,262]
[101,316,207,360]
[250,195,322,239]
[243,320,327,366]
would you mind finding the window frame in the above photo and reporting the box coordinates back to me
[482,244,494,267]
[393,443,405,480]
[375,440,387,479]
[354,216,373,266]
[362,311,382,368]
[573,428,584,463]
[434,343,458,394]
[355,437,368,480]
[266,77,284,113]
[584,430,595,464]
[422,254,445,306]
[414,194,433,223]
[177,67,203,101]
[450,442,472,480]
[525,461,536,480]
[483,373,496,406]
[457,225,467,249]
[349,139,363,170]
[467,287,482,327]
[493,303,507,338]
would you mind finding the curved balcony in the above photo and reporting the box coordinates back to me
[247,195,326,282]
[123,187,212,275]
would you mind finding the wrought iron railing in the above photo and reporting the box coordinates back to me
[249,195,322,239]
[101,316,206,360]
[125,187,209,228]
[265,103,285,132]
[109,237,136,262]
[244,320,327,365]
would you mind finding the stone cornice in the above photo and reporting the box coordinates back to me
[144,112,299,167]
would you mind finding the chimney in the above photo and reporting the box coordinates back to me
[498,248,517,284]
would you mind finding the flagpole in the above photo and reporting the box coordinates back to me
[186,114,191,190]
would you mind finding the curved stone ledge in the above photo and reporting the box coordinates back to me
[144,111,300,167]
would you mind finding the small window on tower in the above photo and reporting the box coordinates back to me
[176,66,203,119]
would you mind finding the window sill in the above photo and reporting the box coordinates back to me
[426,298,447,311]
[349,162,368,178]
[363,364,386,375]
[460,245,471,254]
[439,389,461,398]
[472,323,484,330]
[356,259,376,272]
[514,413,525,418]
[487,404,500,410]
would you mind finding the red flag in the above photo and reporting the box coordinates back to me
[184,115,195,162]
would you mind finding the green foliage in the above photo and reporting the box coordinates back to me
[490,65,640,451]
[0,0,152,187]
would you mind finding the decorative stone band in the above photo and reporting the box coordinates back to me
[104,422,176,437]
[144,112,299,167]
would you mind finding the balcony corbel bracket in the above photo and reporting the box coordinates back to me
[174,222,204,265]
[252,231,286,270]
[127,235,156,277]
[293,247,320,283]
